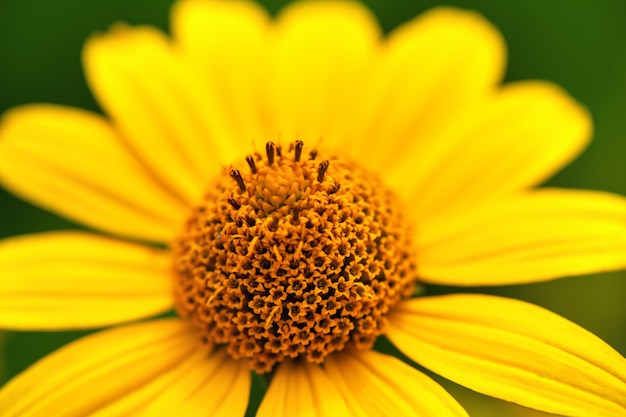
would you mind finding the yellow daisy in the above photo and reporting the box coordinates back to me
[1,0,626,416]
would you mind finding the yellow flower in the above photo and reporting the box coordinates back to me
[1,0,626,416]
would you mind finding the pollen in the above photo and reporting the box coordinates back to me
[173,141,417,373]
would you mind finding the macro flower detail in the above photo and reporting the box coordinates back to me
[174,141,416,372]
[1,1,626,416]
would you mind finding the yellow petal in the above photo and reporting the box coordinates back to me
[324,349,468,417]
[0,232,173,330]
[392,81,592,218]
[342,7,505,171]
[387,295,626,417]
[257,360,351,417]
[265,0,381,145]
[172,0,272,143]
[0,319,200,417]
[0,105,187,242]
[83,25,238,204]
[417,188,626,286]
[91,349,250,417]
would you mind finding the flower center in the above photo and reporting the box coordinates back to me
[173,141,417,373]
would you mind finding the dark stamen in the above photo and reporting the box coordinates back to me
[317,160,330,182]
[227,197,241,210]
[292,208,300,224]
[328,183,340,194]
[245,155,257,174]
[275,144,282,158]
[229,169,246,192]
[245,215,256,227]
[266,142,275,165]
[294,140,304,162]
[309,149,318,160]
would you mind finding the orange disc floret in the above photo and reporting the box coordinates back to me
[173,141,417,373]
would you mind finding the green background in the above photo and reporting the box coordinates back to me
[1,0,626,415]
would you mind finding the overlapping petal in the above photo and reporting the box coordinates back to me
[341,7,505,172]
[0,319,204,417]
[91,349,250,417]
[417,188,626,286]
[386,294,626,417]
[0,105,186,242]
[265,0,381,145]
[390,81,592,218]
[0,232,173,330]
[257,359,351,417]
[324,349,469,417]
[83,25,239,204]
[172,0,271,142]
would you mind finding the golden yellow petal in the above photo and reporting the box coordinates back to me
[257,360,351,417]
[391,81,592,218]
[83,25,237,204]
[342,7,505,172]
[324,350,469,417]
[265,0,381,146]
[417,188,626,286]
[0,232,173,330]
[91,349,250,417]
[0,105,187,242]
[0,319,199,417]
[387,295,626,417]
[172,0,272,143]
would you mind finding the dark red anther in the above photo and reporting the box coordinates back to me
[245,155,257,174]
[294,140,304,162]
[266,142,275,165]
[317,160,330,182]
[291,208,300,224]
[229,168,246,192]
[227,197,241,210]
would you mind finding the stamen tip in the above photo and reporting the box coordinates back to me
[266,142,275,165]
[229,168,247,192]
[294,140,304,162]
[317,160,330,182]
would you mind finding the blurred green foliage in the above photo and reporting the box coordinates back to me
[1,0,626,415]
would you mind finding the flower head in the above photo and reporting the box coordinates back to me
[174,145,418,372]
[2,1,626,416]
